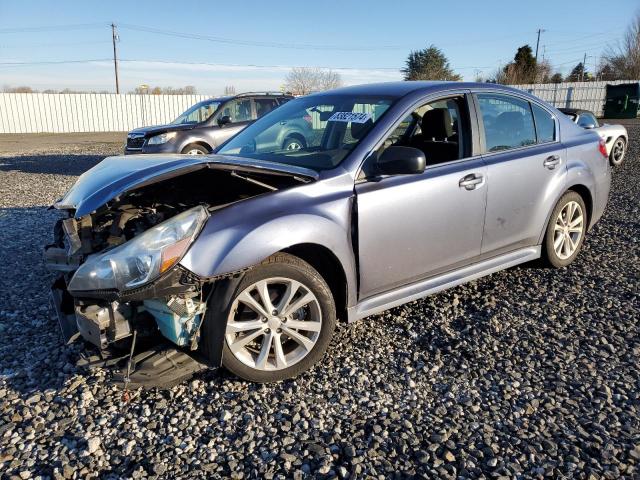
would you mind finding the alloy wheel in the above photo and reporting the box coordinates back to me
[285,141,302,151]
[553,200,584,260]
[612,138,625,163]
[225,277,322,371]
[186,148,204,155]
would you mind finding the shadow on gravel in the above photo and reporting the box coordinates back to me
[0,154,105,176]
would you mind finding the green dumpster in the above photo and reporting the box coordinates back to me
[603,83,640,119]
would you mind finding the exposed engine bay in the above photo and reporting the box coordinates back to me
[45,162,309,385]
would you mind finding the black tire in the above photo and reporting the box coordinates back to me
[181,144,209,155]
[609,136,626,166]
[205,253,336,382]
[282,135,306,151]
[542,191,588,268]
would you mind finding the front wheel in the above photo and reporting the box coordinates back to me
[218,253,336,382]
[542,191,587,268]
[181,144,209,155]
[609,137,626,166]
[282,136,305,151]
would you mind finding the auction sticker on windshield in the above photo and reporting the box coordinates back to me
[328,112,372,123]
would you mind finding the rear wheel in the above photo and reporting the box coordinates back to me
[609,137,626,166]
[220,253,336,382]
[181,144,209,155]
[542,191,587,268]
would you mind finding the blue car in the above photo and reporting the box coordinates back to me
[46,82,611,384]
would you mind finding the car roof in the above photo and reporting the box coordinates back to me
[199,93,293,104]
[309,81,534,99]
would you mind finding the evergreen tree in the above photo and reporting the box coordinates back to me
[402,45,462,81]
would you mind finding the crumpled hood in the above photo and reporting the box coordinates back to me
[54,154,318,218]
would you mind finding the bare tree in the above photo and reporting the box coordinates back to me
[283,67,343,95]
[2,85,36,93]
[602,11,640,80]
[316,69,343,91]
[224,85,236,95]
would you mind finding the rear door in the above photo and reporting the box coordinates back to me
[474,92,566,256]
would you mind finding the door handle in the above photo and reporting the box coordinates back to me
[458,173,484,190]
[543,155,561,169]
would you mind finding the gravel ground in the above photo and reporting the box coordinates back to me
[0,129,638,480]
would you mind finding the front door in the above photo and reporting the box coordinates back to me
[355,94,487,299]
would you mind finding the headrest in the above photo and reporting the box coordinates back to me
[421,108,453,140]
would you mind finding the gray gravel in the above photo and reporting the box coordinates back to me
[0,129,639,480]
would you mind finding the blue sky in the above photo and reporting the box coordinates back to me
[0,0,637,94]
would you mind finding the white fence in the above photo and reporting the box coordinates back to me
[510,80,639,117]
[0,93,210,134]
[0,81,638,134]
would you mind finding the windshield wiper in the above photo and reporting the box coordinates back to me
[230,171,278,191]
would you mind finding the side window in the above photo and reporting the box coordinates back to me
[255,98,278,118]
[363,95,470,178]
[531,103,556,143]
[221,99,253,123]
[477,94,536,152]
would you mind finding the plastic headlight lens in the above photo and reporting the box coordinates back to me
[147,131,177,145]
[68,206,208,292]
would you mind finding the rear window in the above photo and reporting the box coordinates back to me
[477,94,536,152]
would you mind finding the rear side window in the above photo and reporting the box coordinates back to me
[255,98,278,118]
[531,103,556,143]
[477,94,536,152]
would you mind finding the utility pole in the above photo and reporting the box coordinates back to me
[580,52,587,82]
[111,23,120,94]
[535,28,546,60]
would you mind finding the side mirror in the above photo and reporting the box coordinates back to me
[218,115,231,126]
[583,123,596,129]
[376,146,426,176]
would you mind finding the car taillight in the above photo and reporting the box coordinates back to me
[598,139,608,158]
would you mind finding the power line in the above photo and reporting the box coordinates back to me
[0,57,495,72]
[118,23,405,51]
[0,23,107,34]
[0,58,111,66]
[0,40,111,49]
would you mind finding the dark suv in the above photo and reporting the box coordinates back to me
[124,92,309,155]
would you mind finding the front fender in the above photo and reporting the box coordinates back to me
[179,181,358,306]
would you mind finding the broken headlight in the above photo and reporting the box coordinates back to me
[68,206,208,293]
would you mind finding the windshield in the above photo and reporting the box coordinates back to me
[216,95,394,170]
[171,100,221,125]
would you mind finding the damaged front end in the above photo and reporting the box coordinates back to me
[45,154,314,386]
